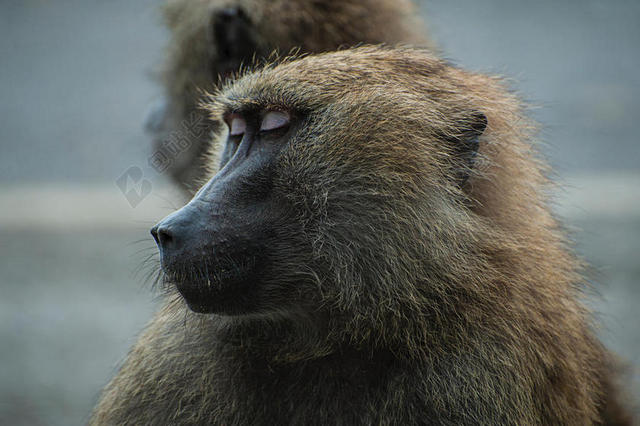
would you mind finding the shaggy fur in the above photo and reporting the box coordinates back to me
[153,0,430,192]
[93,47,633,425]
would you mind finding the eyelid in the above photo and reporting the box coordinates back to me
[260,110,290,132]
[226,114,246,136]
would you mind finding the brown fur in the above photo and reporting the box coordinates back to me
[93,47,633,425]
[153,0,430,192]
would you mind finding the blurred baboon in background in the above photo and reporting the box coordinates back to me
[93,46,633,425]
[146,0,430,193]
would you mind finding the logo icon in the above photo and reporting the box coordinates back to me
[116,166,153,207]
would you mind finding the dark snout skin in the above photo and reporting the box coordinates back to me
[150,180,269,314]
[151,197,268,314]
[151,117,289,314]
[150,199,213,271]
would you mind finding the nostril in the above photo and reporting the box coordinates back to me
[150,225,159,244]
[157,228,174,247]
[151,225,174,249]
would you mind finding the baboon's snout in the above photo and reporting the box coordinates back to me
[150,204,209,271]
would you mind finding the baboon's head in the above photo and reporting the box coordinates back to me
[147,0,428,190]
[158,0,426,102]
[151,47,518,351]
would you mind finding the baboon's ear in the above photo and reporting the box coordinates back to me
[450,112,487,185]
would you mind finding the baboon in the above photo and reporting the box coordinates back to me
[146,0,430,193]
[93,47,634,425]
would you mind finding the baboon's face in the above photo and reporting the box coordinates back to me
[151,108,310,315]
[151,48,487,317]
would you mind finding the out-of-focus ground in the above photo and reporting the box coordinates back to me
[0,0,638,424]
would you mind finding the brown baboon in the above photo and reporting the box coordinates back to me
[146,0,430,193]
[93,47,634,425]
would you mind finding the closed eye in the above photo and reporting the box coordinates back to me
[227,114,246,137]
[260,110,290,133]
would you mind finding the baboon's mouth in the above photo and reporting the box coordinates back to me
[165,255,262,314]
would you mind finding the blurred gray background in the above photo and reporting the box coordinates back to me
[1,0,638,424]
